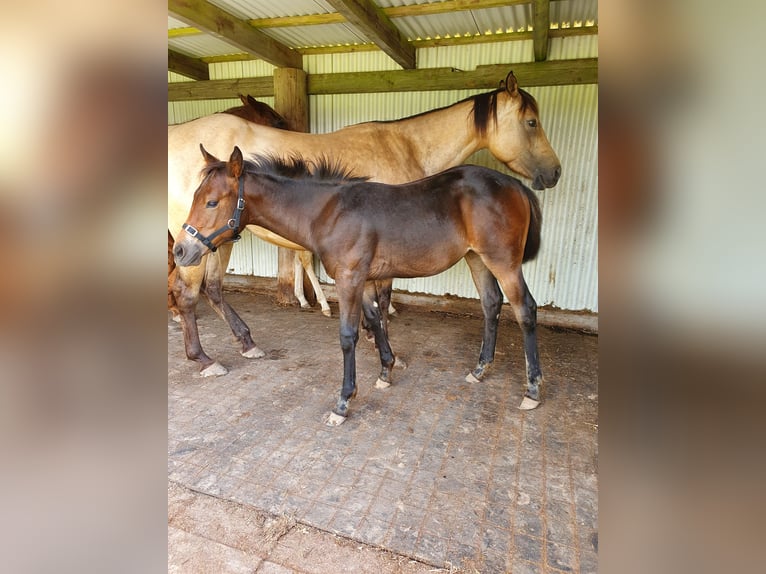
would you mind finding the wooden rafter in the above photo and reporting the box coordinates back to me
[168,0,301,69]
[190,25,596,63]
[325,0,415,69]
[533,0,550,62]
[168,49,209,81]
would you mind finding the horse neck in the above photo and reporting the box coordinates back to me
[242,174,328,250]
[393,98,484,175]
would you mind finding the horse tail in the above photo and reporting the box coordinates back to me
[522,186,542,263]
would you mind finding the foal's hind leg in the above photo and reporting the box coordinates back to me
[362,282,395,389]
[492,266,543,410]
[464,252,504,383]
[201,245,265,360]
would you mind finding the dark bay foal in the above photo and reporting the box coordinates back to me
[174,146,545,425]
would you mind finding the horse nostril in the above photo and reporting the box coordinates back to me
[554,166,561,181]
[173,244,184,259]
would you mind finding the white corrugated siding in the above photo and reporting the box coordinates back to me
[170,38,598,312]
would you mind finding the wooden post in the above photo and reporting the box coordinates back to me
[273,68,310,307]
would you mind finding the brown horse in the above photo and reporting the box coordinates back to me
[174,146,545,424]
[169,72,560,376]
[167,95,289,316]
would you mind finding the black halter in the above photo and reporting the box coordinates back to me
[182,173,245,252]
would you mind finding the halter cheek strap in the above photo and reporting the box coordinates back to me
[182,174,246,252]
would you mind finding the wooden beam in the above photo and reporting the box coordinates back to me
[533,0,550,62]
[168,49,209,81]
[168,76,273,102]
[167,59,598,101]
[307,59,598,94]
[326,0,415,69]
[168,0,301,69]
[273,68,309,306]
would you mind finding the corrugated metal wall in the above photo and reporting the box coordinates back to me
[168,37,598,311]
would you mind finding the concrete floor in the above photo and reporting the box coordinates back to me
[168,289,598,573]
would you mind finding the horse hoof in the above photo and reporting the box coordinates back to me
[518,396,541,410]
[241,346,266,359]
[465,372,480,383]
[323,411,347,426]
[374,378,391,389]
[321,308,332,317]
[201,362,228,377]
[394,356,408,370]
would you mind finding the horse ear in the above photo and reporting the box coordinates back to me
[228,146,244,178]
[505,71,519,96]
[238,93,248,106]
[199,144,219,165]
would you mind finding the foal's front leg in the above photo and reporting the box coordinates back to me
[325,276,365,426]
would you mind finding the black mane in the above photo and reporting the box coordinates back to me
[470,87,538,138]
[370,86,539,138]
[200,154,369,184]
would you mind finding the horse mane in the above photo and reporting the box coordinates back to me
[369,86,539,138]
[470,88,539,138]
[200,154,369,184]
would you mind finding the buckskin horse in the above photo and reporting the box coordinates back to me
[168,95,293,317]
[168,72,560,376]
[174,146,546,424]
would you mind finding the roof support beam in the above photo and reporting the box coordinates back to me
[168,49,209,81]
[168,58,598,101]
[168,0,301,69]
[325,0,416,69]
[533,0,550,61]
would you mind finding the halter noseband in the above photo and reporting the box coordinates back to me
[182,173,245,252]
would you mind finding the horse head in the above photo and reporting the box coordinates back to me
[486,72,561,190]
[173,145,246,267]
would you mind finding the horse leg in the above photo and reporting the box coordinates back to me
[362,279,391,344]
[297,250,332,317]
[201,244,265,360]
[464,251,503,383]
[172,260,227,376]
[375,279,406,369]
[325,275,365,426]
[362,282,395,389]
[168,230,181,322]
[492,266,543,410]
[292,252,311,309]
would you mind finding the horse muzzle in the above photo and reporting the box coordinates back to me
[532,165,562,190]
[173,239,204,267]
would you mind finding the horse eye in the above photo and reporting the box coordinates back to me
[206,200,219,208]
[527,119,538,128]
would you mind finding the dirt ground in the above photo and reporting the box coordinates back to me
[168,287,598,573]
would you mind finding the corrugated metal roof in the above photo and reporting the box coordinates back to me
[169,1,598,55]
